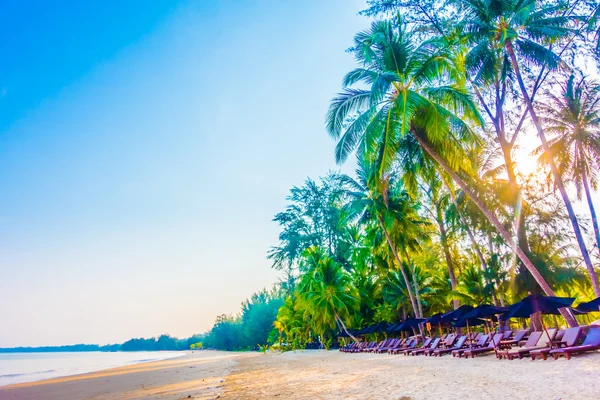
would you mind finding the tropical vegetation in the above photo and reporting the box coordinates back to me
[269,0,600,347]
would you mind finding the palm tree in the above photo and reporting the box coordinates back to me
[341,158,423,318]
[325,18,578,325]
[296,246,359,343]
[460,0,600,296]
[535,74,600,254]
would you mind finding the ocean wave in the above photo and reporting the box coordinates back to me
[0,369,55,378]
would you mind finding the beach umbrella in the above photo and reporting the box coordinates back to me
[505,294,575,341]
[388,318,425,334]
[442,304,475,321]
[337,329,358,338]
[423,312,447,325]
[575,297,600,313]
[453,317,486,328]
[462,304,508,320]
[462,304,508,335]
[424,312,452,336]
[358,322,389,336]
[356,325,371,335]
[505,294,575,319]
[363,324,377,335]
[371,322,391,334]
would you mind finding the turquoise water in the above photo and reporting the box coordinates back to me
[0,351,184,386]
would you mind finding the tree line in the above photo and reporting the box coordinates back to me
[270,0,600,348]
[0,335,203,353]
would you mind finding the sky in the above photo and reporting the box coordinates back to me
[0,0,368,347]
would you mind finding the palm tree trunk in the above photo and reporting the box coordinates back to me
[500,141,532,254]
[582,166,600,253]
[334,312,359,343]
[505,40,600,297]
[404,251,424,318]
[453,200,500,306]
[471,79,532,254]
[378,216,420,318]
[498,290,506,307]
[440,174,499,306]
[437,213,459,309]
[412,132,578,327]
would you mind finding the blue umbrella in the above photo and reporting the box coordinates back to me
[442,304,475,321]
[462,304,508,320]
[388,318,424,334]
[423,312,453,335]
[453,317,486,328]
[337,329,358,338]
[505,294,575,341]
[505,294,574,319]
[575,297,600,313]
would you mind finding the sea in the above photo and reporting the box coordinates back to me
[0,351,184,387]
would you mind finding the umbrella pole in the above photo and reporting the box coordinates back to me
[539,311,552,348]
[467,319,472,349]
[438,322,442,337]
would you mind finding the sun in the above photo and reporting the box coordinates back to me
[513,135,543,177]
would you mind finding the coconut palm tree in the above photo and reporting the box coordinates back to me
[341,157,424,318]
[296,246,359,343]
[325,18,578,324]
[460,0,600,296]
[535,74,600,254]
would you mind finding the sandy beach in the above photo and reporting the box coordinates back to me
[1,349,599,399]
[0,351,246,400]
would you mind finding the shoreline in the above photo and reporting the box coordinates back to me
[1,349,599,399]
[0,351,244,399]
[0,351,185,388]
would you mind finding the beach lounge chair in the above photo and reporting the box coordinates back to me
[550,326,600,360]
[377,338,397,353]
[452,334,489,358]
[349,341,368,353]
[391,338,416,354]
[497,329,556,360]
[388,339,408,354]
[341,342,354,352]
[496,331,543,359]
[462,333,505,358]
[361,341,378,353]
[385,338,406,354]
[500,329,528,347]
[423,334,455,356]
[375,338,398,353]
[402,338,432,355]
[531,327,581,360]
[431,335,468,357]
[434,334,456,350]
[502,331,513,340]
[411,337,441,356]
[367,339,390,353]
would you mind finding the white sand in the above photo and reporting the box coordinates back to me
[225,349,600,399]
[2,349,598,399]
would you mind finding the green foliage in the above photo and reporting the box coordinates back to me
[202,287,284,351]
[268,1,600,342]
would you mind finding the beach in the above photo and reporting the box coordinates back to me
[0,351,244,400]
[1,350,599,399]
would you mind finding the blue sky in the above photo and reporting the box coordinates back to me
[0,0,367,346]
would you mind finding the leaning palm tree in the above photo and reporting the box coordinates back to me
[341,157,423,319]
[460,0,600,296]
[325,18,578,325]
[535,74,600,254]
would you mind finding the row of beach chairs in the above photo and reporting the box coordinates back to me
[339,325,600,360]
